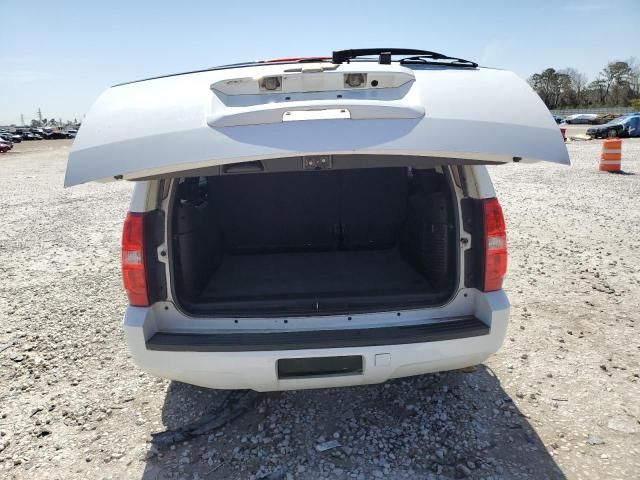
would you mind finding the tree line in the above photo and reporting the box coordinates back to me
[28,118,79,128]
[528,59,640,110]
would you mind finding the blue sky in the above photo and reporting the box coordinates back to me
[1,0,639,125]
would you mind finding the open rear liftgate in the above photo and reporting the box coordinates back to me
[65,49,569,187]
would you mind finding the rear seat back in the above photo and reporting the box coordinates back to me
[208,167,409,254]
[339,168,408,249]
[209,171,341,253]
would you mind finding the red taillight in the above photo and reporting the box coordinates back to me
[482,198,507,292]
[121,212,149,306]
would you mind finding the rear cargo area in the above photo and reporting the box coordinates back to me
[171,166,458,316]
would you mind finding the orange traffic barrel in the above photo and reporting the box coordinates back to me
[600,138,622,172]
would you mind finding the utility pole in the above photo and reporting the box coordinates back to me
[20,114,25,126]
[37,108,43,125]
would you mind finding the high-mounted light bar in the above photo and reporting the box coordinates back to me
[211,67,415,96]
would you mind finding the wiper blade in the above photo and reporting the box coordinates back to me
[399,55,478,68]
[332,48,477,68]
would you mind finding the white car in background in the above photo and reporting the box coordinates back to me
[561,113,599,124]
[65,48,569,391]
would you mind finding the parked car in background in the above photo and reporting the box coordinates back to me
[30,128,52,139]
[0,140,13,152]
[553,115,563,124]
[587,115,640,138]
[562,113,599,124]
[1,132,22,142]
[50,131,75,139]
[23,133,43,140]
[66,48,569,391]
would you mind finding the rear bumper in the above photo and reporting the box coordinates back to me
[123,291,510,391]
[146,316,490,351]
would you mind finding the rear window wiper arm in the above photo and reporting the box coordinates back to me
[332,48,478,68]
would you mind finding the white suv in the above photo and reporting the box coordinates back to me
[65,49,569,391]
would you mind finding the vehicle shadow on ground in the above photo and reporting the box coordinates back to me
[141,366,565,480]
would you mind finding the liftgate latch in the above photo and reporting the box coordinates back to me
[303,155,333,170]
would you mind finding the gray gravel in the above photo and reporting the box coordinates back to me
[0,139,639,479]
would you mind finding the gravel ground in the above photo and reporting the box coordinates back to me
[0,139,639,480]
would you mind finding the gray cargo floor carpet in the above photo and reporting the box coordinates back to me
[199,248,431,301]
